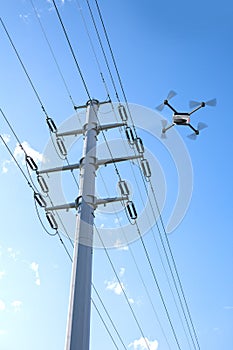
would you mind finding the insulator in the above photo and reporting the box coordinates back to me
[126,201,137,220]
[141,158,151,178]
[46,212,58,230]
[26,155,38,171]
[34,192,47,208]
[118,104,128,121]
[125,126,135,145]
[118,180,129,196]
[37,175,49,193]
[56,137,67,156]
[135,137,144,154]
[46,117,57,133]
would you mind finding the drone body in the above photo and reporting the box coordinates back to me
[156,91,216,139]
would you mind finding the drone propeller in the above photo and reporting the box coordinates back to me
[189,98,217,109]
[189,100,201,108]
[205,98,217,106]
[156,90,177,111]
[187,122,208,140]
[197,122,208,130]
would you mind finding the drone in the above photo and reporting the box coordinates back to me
[156,91,216,139]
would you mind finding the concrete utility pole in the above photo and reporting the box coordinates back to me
[65,99,99,350]
[38,99,143,350]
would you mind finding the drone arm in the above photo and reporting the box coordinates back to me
[164,100,178,113]
[189,102,205,115]
[187,123,198,133]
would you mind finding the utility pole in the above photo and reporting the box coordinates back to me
[38,99,145,350]
[65,99,99,350]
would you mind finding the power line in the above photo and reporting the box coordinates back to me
[150,182,201,350]
[29,0,77,111]
[93,0,137,134]
[92,283,128,350]
[85,0,120,102]
[2,4,200,348]
[51,0,91,99]
[87,1,200,343]
[0,107,74,256]
[91,298,120,350]
[0,134,33,190]
[94,221,152,350]
[0,17,48,118]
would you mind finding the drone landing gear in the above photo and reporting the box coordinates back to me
[162,123,175,135]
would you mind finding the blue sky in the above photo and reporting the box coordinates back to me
[0,1,232,350]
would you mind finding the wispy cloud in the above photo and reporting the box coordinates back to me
[1,135,11,173]
[0,271,6,279]
[119,267,125,277]
[7,247,20,261]
[105,280,125,295]
[224,306,233,310]
[129,337,159,350]
[1,134,10,144]
[114,239,129,251]
[11,300,22,312]
[19,13,31,23]
[0,300,6,311]
[30,262,41,286]
[1,160,11,174]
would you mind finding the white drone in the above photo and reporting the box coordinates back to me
[156,91,216,139]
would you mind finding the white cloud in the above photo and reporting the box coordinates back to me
[19,13,30,23]
[119,267,125,277]
[129,337,158,350]
[11,300,22,312]
[0,329,7,336]
[0,271,6,279]
[114,217,123,224]
[1,141,44,174]
[7,247,20,260]
[0,300,6,311]
[14,141,44,166]
[114,240,129,251]
[105,280,125,295]
[30,262,41,286]
[128,298,134,304]
[1,160,11,174]
[1,134,10,144]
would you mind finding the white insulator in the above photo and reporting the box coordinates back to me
[125,126,135,145]
[118,180,129,196]
[56,137,67,156]
[118,104,128,121]
[141,158,151,178]
[26,155,38,171]
[126,201,137,220]
[135,137,144,154]
[37,175,49,193]
[34,192,47,208]
[46,117,57,133]
[46,212,58,230]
